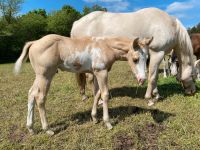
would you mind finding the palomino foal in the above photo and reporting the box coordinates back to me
[14,34,152,135]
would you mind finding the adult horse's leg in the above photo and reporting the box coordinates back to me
[163,57,167,78]
[76,73,88,101]
[94,70,112,129]
[145,50,165,106]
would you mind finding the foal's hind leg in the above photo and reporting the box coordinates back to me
[91,76,100,123]
[27,84,36,135]
[34,74,54,135]
[76,73,88,101]
[27,73,54,135]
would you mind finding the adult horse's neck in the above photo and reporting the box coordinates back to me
[175,19,195,81]
[104,37,132,60]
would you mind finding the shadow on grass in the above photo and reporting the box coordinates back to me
[47,105,174,134]
[71,105,174,125]
[109,82,184,99]
[49,119,69,134]
[48,82,199,134]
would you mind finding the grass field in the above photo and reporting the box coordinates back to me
[0,62,200,150]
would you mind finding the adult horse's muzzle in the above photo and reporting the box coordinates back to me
[136,76,146,86]
[182,78,196,95]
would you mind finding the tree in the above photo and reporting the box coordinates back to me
[47,5,81,36]
[4,11,47,57]
[83,4,107,16]
[188,23,200,34]
[28,9,47,18]
[0,0,24,24]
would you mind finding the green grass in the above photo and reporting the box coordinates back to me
[0,62,200,150]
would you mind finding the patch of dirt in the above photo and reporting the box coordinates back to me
[8,125,26,143]
[135,123,165,150]
[112,131,136,150]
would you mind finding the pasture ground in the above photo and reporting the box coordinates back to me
[0,62,200,150]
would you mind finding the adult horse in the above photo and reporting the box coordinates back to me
[191,33,200,80]
[168,33,200,80]
[71,8,196,103]
[190,33,200,59]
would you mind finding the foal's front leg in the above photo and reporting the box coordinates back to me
[94,70,112,129]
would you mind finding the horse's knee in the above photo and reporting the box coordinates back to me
[148,77,156,86]
[101,92,109,102]
[34,88,46,107]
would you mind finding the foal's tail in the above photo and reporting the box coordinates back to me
[175,18,195,79]
[14,41,34,75]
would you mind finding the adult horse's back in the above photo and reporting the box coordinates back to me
[71,8,195,101]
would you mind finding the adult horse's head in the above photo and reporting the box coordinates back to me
[177,65,196,95]
[181,59,200,95]
[126,37,153,85]
[181,77,196,95]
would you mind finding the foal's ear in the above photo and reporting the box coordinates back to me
[132,37,140,49]
[144,36,153,45]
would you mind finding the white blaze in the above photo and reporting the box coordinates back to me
[136,49,147,80]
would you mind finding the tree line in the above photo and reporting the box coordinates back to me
[0,0,199,63]
[0,0,106,63]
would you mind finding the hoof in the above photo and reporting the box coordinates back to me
[105,122,113,130]
[82,95,88,101]
[27,128,35,135]
[98,99,103,105]
[46,130,55,136]
[144,94,152,99]
[92,116,98,124]
[148,100,155,106]
[155,94,163,100]
[93,119,98,124]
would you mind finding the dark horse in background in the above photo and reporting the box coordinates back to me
[191,33,200,60]
[191,33,200,80]
[170,33,200,80]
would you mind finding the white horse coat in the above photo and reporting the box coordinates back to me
[71,8,195,100]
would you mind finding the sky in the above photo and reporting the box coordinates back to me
[21,0,200,28]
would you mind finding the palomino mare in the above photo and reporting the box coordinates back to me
[71,8,196,104]
[14,34,153,134]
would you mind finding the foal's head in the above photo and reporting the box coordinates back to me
[126,37,153,85]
